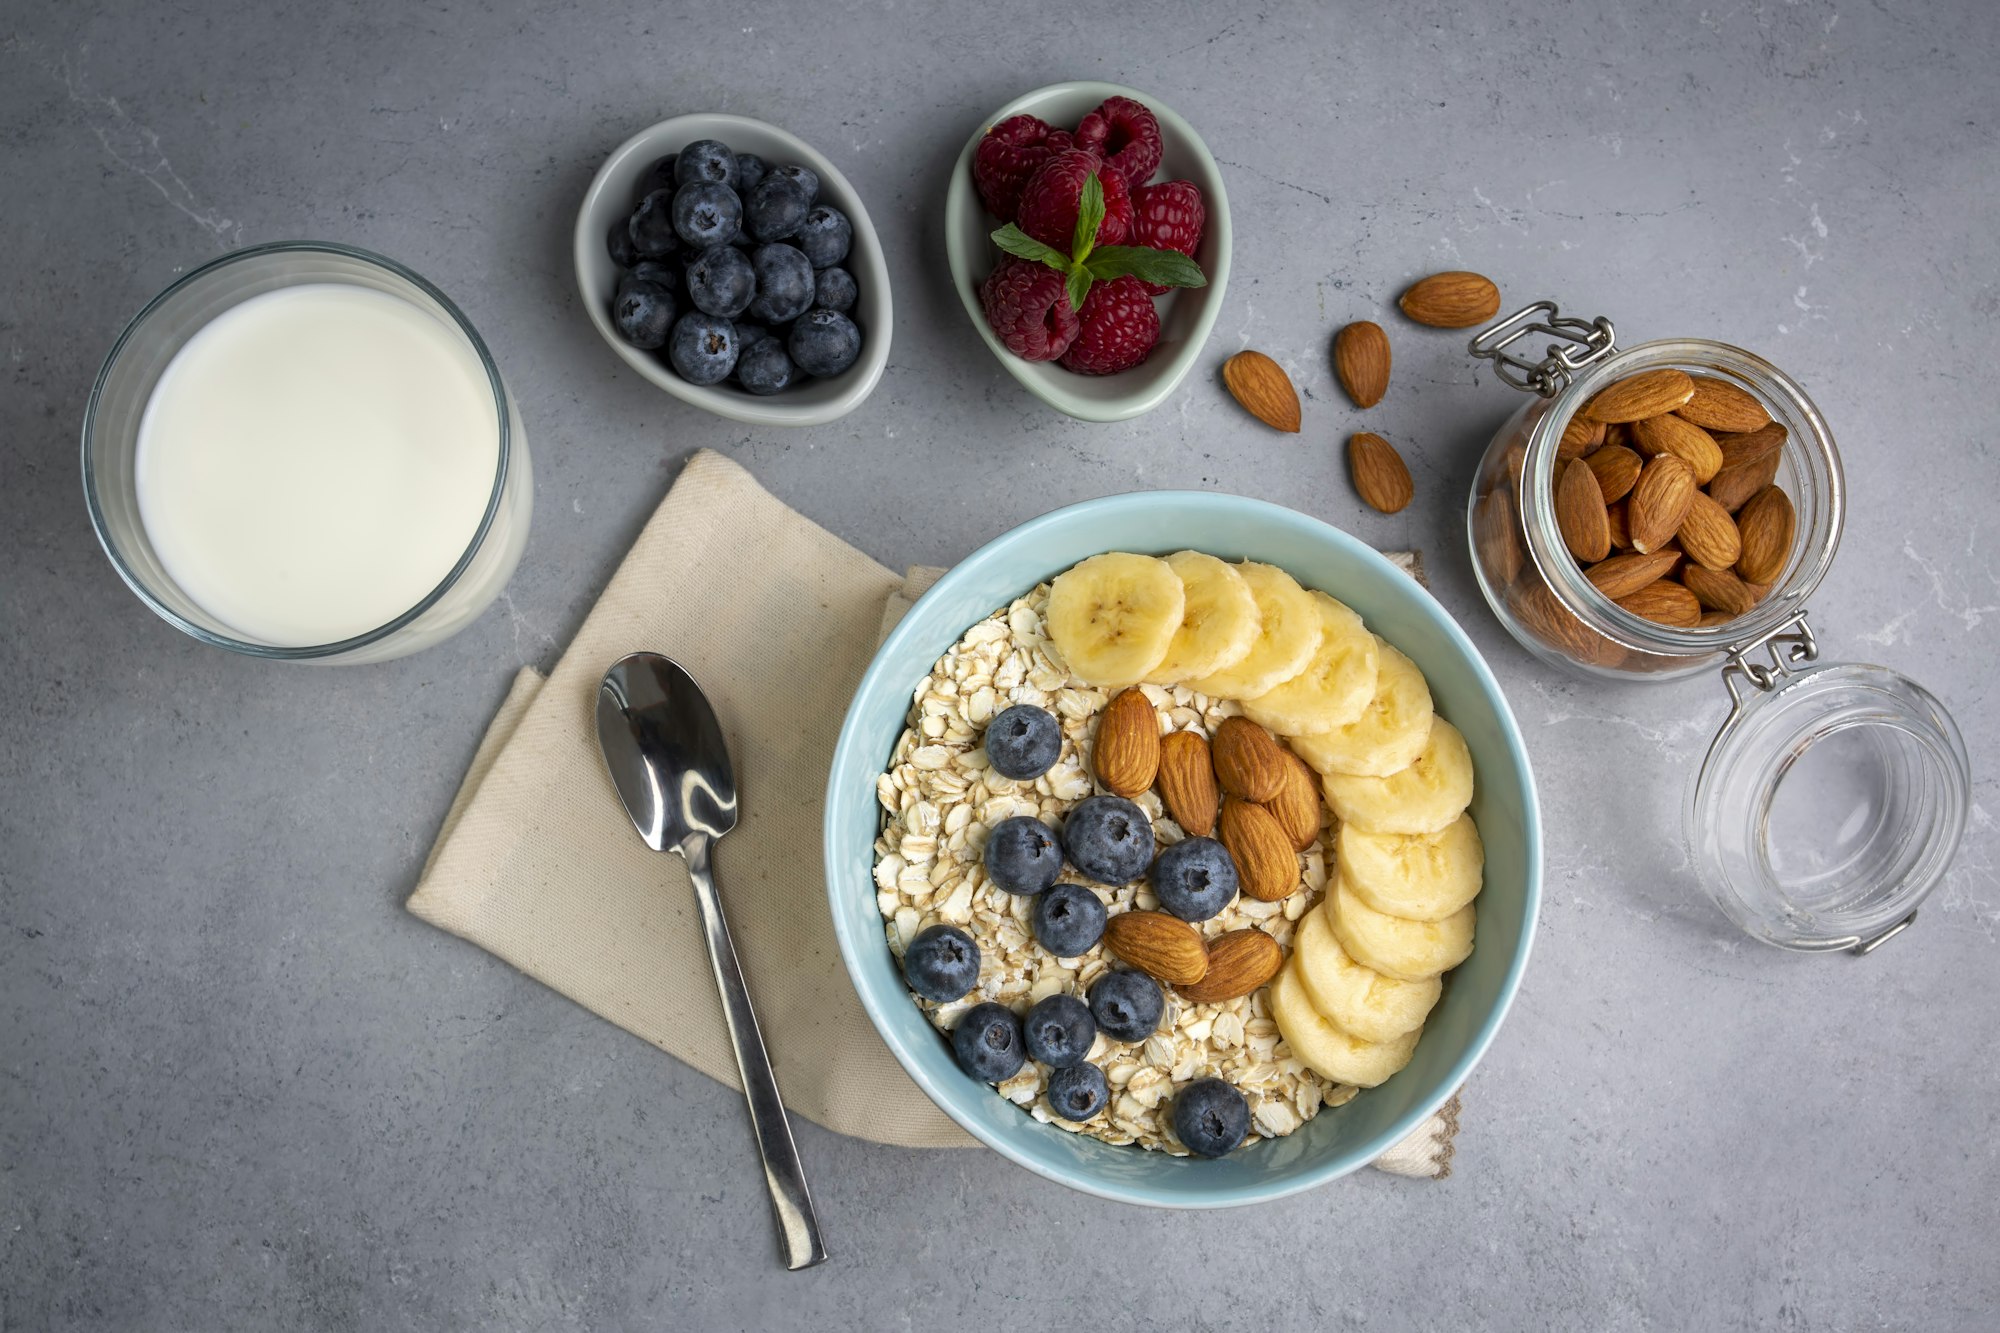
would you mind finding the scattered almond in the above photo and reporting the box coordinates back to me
[1681,564,1760,617]
[1222,350,1301,433]
[1555,457,1612,563]
[1261,751,1323,851]
[1582,368,1695,423]
[1398,271,1502,328]
[1349,432,1414,514]
[1676,376,1771,434]
[1093,687,1160,798]
[1102,911,1209,987]
[1333,320,1392,408]
[1211,716,1287,802]
[1175,929,1284,1003]
[1615,579,1702,628]
[1584,444,1643,503]
[1631,413,1724,484]
[1735,486,1796,584]
[1627,454,1697,554]
[1714,421,1787,472]
[1155,730,1219,836]
[1707,447,1782,513]
[1586,550,1682,600]
[1218,798,1300,902]
[1676,491,1743,571]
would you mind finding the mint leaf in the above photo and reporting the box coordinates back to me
[991,224,1071,271]
[1083,245,1208,290]
[1065,265,1093,315]
[1072,174,1105,263]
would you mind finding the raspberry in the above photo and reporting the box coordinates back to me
[1058,276,1159,376]
[1014,149,1133,252]
[979,256,1080,362]
[973,115,1064,220]
[1129,180,1206,295]
[1072,96,1165,190]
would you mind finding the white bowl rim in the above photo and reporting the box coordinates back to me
[824,491,1543,1207]
[572,112,892,428]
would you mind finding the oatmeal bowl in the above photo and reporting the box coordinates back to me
[824,492,1540,1207]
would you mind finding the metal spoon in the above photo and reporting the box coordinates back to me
[596,652,828,1271]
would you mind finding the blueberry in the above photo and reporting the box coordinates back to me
[788,308,862,378]
[815,266,858,314]
[744,244,814,324]
[1031,882,1107,958]
[983,816,1062,896]
[675,138,739,190]
[984,705,1061,780]
[951,1002,1025,1083]
[635,153,678,203]
[1172,1078,1250,1158]
[1021,993,1096,1068]
[1061,794,1153,885]
[671,181,743,249]
[795,205,854,268]
[1047,1063,1109,1122]
[734,152,767,191]
[744,175,812,243]
[734,337,798,395]
[902,924,980,1002]
[627,259,678,292]
[731,320,775,347]
[686,245,757,318]
[611,280,675,350]
[627,189,681,259]
[607,217,640,268]
[1150,836,1240,923]
[771,163,819,206]
[667,312,738,384]
[1087,969,1164,1043]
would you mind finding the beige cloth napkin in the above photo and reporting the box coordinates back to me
[408,449,1462,1179]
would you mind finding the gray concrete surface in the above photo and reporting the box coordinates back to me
[4,1,1997,1328]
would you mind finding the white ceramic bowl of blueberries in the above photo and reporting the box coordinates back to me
[574,113,892,427]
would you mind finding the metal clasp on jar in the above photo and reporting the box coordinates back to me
[1468,301,1620,397]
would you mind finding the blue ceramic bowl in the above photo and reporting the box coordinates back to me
[825,493,1541,1207]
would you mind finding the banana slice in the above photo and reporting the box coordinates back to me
[1320,717,1473,835]
[1288,639,1434,777]
[1293,905,1441,1042]
[1182,562,1320,699]
[1325,879,1474,982]
[1337,814,1484,922]
[1269,964,1420,1088]
[1143,551,1260,685]
[1238,592,1380,736]
[1046,552,1187,687]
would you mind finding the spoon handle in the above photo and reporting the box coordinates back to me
[679,833,829,1271]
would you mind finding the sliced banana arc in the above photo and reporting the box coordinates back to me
[1288,638,1434,778]
[1292,905,1441,1043]
[1144,550,1260,685]
[1183,561,1320,700]
[1337,813,1485,922]
[1269,965,1420,1088]
[1320,717,1474,835]
[1238,592,1380,737]
[1325,879,1475,983]
[1045,552,1186,688]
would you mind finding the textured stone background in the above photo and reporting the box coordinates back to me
[3,1,1996,1327]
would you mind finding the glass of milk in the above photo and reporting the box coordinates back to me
[83,242,533,664]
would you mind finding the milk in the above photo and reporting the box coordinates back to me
[135,283,502,647]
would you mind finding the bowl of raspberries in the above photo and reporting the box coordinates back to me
[575,113,891,427]
[946,82,1230,423]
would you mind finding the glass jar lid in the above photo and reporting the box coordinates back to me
[1687,615,1970,952]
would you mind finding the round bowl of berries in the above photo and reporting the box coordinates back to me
[575,113,891,427]
[946,82,1230,422]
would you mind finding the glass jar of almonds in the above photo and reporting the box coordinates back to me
[1461,301,1969,955]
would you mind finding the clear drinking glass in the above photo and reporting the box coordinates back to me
[1462,303,1969,952]
[81,241,533,665]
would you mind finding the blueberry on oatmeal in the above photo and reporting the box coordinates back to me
[984,703,1062,780]
[952,1002,1025,1083]
[1087,969,1164,1043]
[1021,993,1096,1068]
[1172,1078,1250,1158]
[902,924,980,1002]
[1151,836,1240,922]
[983,815,1062,895]
[1030,882,1106,958]
[1047,1063,1109,1122]
[1061,794,1153,885]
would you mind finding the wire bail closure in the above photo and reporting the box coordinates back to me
[1469,301,1619,397]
